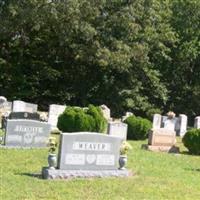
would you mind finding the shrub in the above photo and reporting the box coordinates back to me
[182,129,200,155]
[57,105,106,133]
[124,116,152,140]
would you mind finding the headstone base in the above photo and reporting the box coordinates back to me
[141,144,179,153]
[0,145,48,149]
[42,167,132,179]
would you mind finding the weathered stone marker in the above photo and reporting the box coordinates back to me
[5,119,51,147]
[107,122,127,140]
[12,100,38,113]
[48,104,66,129]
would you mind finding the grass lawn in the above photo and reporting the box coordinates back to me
[1,137,200,200]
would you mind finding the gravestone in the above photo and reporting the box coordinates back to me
[100,104,111,121]
[178,114,187,137]
[0,96,7,107]
[1,101,12,112]
[5,119,51,147]
[0,98,12,128]
[162,117,177,131]
[12,100,38,113]
[142,128,179,153]
[42,132,131,179]
[107,122,127,140]
[9,112,40,121]
[194,116,200,129]
[48,104,66,129]
[122,112,133,121]
[58,132,122,170]
[153,114,162,129]
[148,128,176,146]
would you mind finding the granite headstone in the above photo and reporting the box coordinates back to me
[58,132,122,170]
[5,119,51,147]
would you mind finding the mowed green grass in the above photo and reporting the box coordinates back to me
[1,138,200,200]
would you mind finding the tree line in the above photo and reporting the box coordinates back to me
[0,0,200,120]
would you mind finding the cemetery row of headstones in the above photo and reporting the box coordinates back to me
[0,97,128,149]
[0,97,130,179]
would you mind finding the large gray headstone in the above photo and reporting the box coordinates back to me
[48,104,66,129]
[5,119,51,147]
[107,122,127,140]
[58,132,122,170]
[12,100,38,113]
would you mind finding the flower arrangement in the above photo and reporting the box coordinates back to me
[167,111,176,119]
[120,141,132,155]
[48,136,57,154]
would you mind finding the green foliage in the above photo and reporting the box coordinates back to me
[0,0,200,118]
[124,116,152,140]
[57,105,106,133]
[182,129,200,155]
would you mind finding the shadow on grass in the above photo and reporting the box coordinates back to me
[184,168,200,172]
[15,172,43,179]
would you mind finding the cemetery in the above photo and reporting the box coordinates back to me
[1,96,200,199]
[1,1,200,199]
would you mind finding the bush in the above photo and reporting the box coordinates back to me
[124,116,152,140]
[57,105,106,133]
[182,129,200,155]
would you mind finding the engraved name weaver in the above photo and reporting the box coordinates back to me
[72,142,111,151]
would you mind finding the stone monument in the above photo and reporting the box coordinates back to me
[107,122,127,140]
[42,132,131,179]
[48,104,66,129]
[142,112,180,153]
[4,119,51,148]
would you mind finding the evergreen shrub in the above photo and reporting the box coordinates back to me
[182,129,200,155]
[57,105,106,133]
[124,116,152,140]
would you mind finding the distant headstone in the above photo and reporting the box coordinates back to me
[178,114,187,137]
[100,104,111,121]
[122,112,133,121]
[0,96,7,108]
[48,104,66,129]
[9,112,40,121]
[163,117,177,131]
[58,132,122,170]
[107,122,127,140]
[12,100,38,113]
[148,128,176,146]
[2,101,12,113]
[142,128,179,153]
[153,114,162,129]
[5,119,51,147]
[194,116,200,129]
